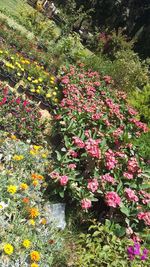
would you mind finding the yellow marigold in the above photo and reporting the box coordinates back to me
[22,239,31,249]
[29,207,40,218]
[31,262,39,267]
[28,219,35,226]
[20,183,28,190]
[13,155,24,161]
[4,243,14,255]
[32,180,39,187]
[7,185,17,194]
[30,251,40,262]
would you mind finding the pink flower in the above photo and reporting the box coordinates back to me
[68,150,78,158]
[125,188,139,202]
[138,212,150,226]
[81,199,92,209]
[127,157,139,173]
[85,138,101,158]
[73,136,85,148]
[123,172,133,180]
[61,76,70,84]
[105,192,121,208]
[68,164,76,170]
[59,175,69,186]
[101,173,115,184]
[105,150,117,170]
[50,171,60,179]
[87,179,99,193]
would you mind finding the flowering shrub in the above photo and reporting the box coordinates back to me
[74,221,150,267]
[0,48,59,104]
[50,64,150,235]
[0,82,47,143]
[0,132,63,267]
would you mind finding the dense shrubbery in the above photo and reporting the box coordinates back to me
[74,221,150,267]
[49,65,150,237]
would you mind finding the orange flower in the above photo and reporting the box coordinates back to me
[29,207,40,218]
[22,197,30,204]
[30,250,40,262]
[31,173,44,181]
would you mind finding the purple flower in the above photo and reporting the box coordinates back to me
[141,248,149,261]
[134,243,140,255]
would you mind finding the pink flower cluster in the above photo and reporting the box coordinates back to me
[81,198,92,209]
[101,173,115,184]
[73,136,85,148]
[127,157,140,173]
[59,175,69,186]
[138,212,150,226]
[87,179,99,192]
[85,138,101,158]
[105,149,118,170]
[105,192,121,208]
[125,188,139,202]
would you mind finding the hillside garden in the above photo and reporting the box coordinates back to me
[0,0,149,266]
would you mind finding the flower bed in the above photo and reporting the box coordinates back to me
[50,64,150,237]
[0,132,63,267]
[0,82,47,143]
[0,48,59,105]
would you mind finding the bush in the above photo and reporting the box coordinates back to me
[74,221,150,267]
[49,64,150,236]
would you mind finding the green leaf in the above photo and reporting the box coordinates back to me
[120,204,130,217]
[56,151,61,161]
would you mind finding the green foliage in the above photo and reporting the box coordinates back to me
[128,84,150,124]
[74,221,150,267]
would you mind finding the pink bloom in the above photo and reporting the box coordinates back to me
[101,173,115,184]
[81,198,92,210]
[87,179,99,193]
[85,138,101,158]
[61,76,70,84]
[125,188,139,202]
[68,150,78,158]
[92,113,102,121]
[59,175,69,186]
[137,212,150,226]
[105,192,121,208]
[105,150,117,170]
[50,171,60,179]
[127,157,139,173]
[123,172,133,180]
[73,136,85,148]
[68,163,76,170]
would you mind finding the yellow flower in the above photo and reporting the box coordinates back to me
[27,77,32,81]
[4,244,14,255]
[22,239,31,249]
[30,89,36,93]
[54,98,58,103]
[7,185,17,194]
[33,145,41,150]
[38,78,43,82]
[46,93,51,98]
[30,251,40,262]
[36,89,40,94]
[41,153,47,158]
[29,207,40,218]
[50,80,54,84]
[31,263,39,267]
[32,180,39,187]
[32,80,38,84]
[11,135,17,140]
[30,150,37,156]
[41,218,47,225]
[13,155,24,161]
[20,183,28,190]
[28,219,35,226]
